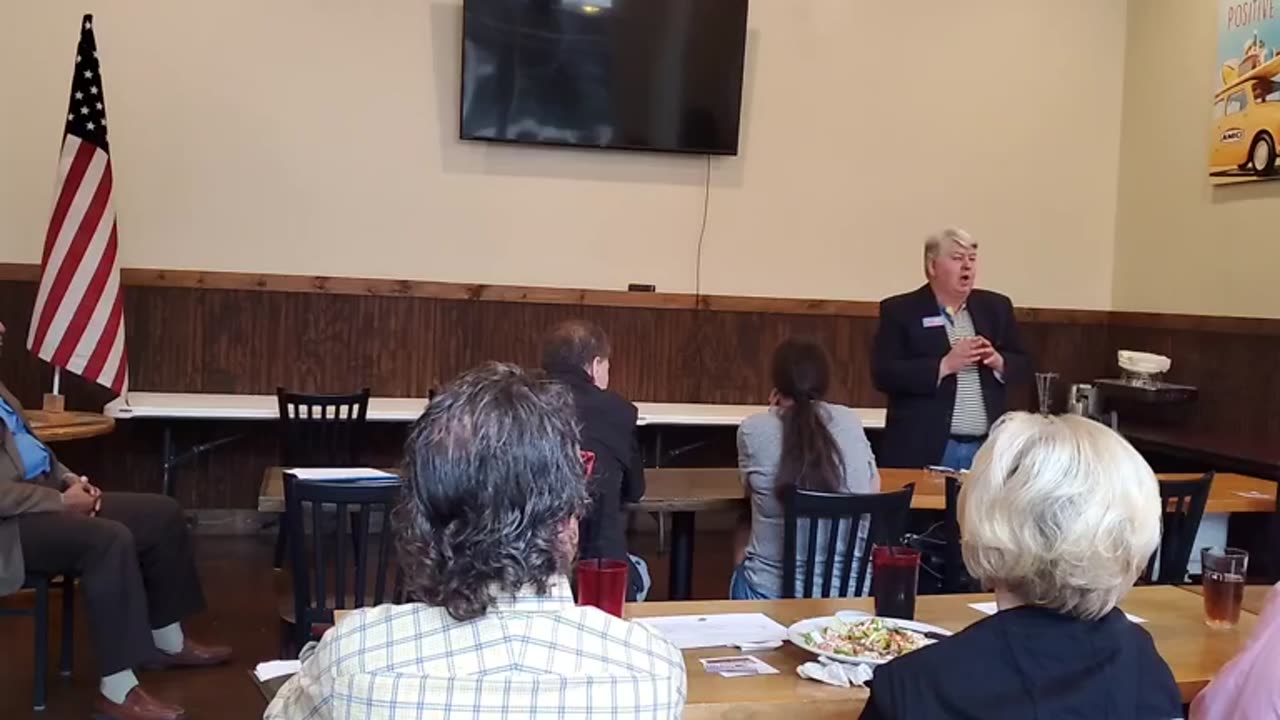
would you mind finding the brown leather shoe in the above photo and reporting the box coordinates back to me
[93,687,186,720]
[150,638,233,669]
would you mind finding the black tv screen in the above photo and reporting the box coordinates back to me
[460,0,749,155]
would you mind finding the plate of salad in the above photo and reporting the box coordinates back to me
[788,613,949,665]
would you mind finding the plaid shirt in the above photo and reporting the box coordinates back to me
[265,577,686,720]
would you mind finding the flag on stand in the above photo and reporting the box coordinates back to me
[27,14,129,395]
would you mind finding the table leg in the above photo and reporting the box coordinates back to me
[653,428,667,554]
[159,424,242,499]
[669,511,695,600]
[161,425,175,497]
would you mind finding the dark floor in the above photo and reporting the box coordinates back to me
[0,531,737,719]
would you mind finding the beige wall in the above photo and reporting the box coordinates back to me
[1,1,1128,308]
[1114,0,1280,318]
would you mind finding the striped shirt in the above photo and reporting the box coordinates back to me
[944,305,989,437]
[264,577,686,720]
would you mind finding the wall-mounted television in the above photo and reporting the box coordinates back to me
[460,0,749,155]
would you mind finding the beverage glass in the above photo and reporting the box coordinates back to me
[577,559,629,618]
[1201,547,1249,629]
[1035,372,1059,415]
[872,546,921,620]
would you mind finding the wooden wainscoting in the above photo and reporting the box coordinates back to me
[3,263,1276,506]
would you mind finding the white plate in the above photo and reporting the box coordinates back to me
[787,613,951,665]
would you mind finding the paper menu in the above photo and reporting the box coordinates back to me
[700,655,780,677]
[635,613,789,650]
[968,601,1146,624]
[253,660,301,681]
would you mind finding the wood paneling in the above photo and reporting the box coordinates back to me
[687,311,883,406]
[3,262,1277,507]
[578,305,704,402]
[1108,323,1280,436]
[1107,319,1280,479]
[0,261,1150,321]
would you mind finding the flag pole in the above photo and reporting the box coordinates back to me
[43,367,66,412]
[31,14,129,404]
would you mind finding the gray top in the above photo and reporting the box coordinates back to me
[738,402,880,598]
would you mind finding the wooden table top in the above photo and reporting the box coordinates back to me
[108,392,889,429]
[258,466,1278,515]
[1179,583,1275,616]
[327,586,1259,717]
[26,410,116,443]
[624,586,1259,718]
[635,467,1277,514]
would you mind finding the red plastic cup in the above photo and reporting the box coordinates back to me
[577,559,628,617]
[872,546,921,620]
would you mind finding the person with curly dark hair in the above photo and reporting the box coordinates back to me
[266,362,686,720]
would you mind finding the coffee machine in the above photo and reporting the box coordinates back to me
[1067,383,1099,417]
[1066,383,1121,429]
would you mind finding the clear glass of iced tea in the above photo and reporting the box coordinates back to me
[1201,547,1249,629]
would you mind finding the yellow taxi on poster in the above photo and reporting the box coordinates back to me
[1211,53,1280,179]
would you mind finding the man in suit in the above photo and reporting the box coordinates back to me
[0,320,230,720]
[872,229,1028,469]
[540,320,649,600]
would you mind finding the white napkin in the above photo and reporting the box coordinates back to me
[253,660,301,681]
[796,656,875,688]
[733,640,783,651]
[1117,350,1171,374]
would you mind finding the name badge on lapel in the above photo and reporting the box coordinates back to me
[921,316,946,328]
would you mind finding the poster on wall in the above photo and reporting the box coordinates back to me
[1213,1,1280,184]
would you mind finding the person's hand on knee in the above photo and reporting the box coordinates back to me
[61,482,97,516]
[76,476,103,515]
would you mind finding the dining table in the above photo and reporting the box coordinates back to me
[634,467,1277,600]
[26,409,115,443]
[300,586,1260,718]
[258,466,1278,601]
[624,585,1261,718]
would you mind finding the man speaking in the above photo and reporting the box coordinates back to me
[872,228,1028,470]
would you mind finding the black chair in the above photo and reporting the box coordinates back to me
[942,475,978,593]
[0,573,76,711]
[284,476,402,654]
[781,484,916,599]
[273,388,371,569]
[1143,471,1214,585]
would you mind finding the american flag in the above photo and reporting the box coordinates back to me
[27,14,128,395]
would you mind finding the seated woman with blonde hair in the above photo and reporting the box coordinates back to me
[860,412,1181,719]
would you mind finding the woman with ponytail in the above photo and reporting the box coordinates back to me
[730,338,880,600]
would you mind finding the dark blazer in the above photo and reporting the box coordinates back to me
[860,605,1183,720]
[0,382,76,596]
[544,365,645,568]
[872,285,1028,468]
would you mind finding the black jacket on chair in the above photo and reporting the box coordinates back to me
[544,365,645,571]
[860,605,1182,720]
[872,285,1028,468]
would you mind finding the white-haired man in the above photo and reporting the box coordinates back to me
[871,229,1028,469]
